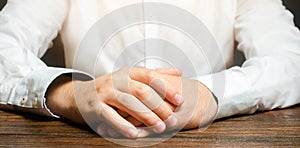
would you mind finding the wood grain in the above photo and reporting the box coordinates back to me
[0,105,299,147]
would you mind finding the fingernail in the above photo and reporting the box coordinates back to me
[165,115,177,127]
[127,128,139,138]
[153,121,166,133]
[175,94,183,104]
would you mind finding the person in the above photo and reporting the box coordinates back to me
[0,0,299,139]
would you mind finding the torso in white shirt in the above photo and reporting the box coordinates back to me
[60,0,236,78]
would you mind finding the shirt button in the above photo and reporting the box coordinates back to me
[20,97,27,105]
[33,96,38,106]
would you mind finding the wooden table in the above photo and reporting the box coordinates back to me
[0,105,299,147]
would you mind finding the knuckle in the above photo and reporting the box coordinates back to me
[96,87,106,94]
[104,75,113,84]
[96,85,114,99]
[98,104,110,118]
[141,113,158,126]
[134,85,151,101]
[154,106,172,119]
[87,100,98,112]
[146,70,155,82]
[99,76,114,91]
[115,92,127,103]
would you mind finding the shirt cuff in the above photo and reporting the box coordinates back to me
[6,67,93,118]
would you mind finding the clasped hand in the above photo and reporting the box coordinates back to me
[46,67,217,138]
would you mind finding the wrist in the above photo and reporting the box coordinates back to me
[199,82,218,126]
[45,75,74,118]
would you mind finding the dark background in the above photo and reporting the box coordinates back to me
[0,0,299,67]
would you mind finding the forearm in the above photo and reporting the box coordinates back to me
[0,0,72,116]
[204,0,300,119]
[224,56,300,118]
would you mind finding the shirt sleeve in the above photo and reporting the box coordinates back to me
[0,0,92,117]
[198,0,300,119]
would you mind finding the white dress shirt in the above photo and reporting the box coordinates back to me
[0,0,299,119]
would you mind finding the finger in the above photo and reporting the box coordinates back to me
[96,103,139,138]
[126,116,144,127]
[129,80,178,128]
[129,99,177,130]
[113,92,166,133]
[128,67,154,84]
[164,99,177,111]
[108,128,122,138]
[155,68,182,76]
[150,76,183,106]
[128,67,183,106]
[117,109,143,127]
